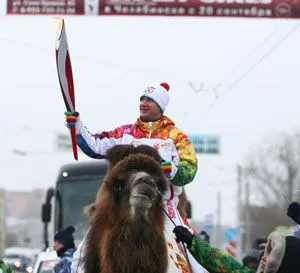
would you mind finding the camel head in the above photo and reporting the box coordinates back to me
[103,144,168,222]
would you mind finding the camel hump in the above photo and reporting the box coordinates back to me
[106,144,162,166]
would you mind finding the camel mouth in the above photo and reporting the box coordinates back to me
[131,183,158,201]
[129,172,159,211]
[131,193,153,202]
[130,188,157,210]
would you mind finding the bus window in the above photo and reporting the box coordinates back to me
[56,174,105,242]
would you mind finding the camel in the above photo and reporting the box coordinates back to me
[83,144,192,273]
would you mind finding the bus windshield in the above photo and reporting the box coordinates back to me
[56,175,104,242]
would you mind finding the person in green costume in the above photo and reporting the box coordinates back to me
[173,225,300,273]
[173,226,254,273]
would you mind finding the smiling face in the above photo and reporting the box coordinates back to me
[139,96,162,122]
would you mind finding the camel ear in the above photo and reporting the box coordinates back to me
[84,203,97,217]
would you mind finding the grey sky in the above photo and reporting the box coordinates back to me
[1,2,300,226]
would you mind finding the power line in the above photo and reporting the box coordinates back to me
[194,22,300,124]
[213,22,284,92]
[186,22,284,130]
[188,22,283,97]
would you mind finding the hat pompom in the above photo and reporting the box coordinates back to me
[160,82,170,91]
[54,225,76,248]
[66,226,75,234]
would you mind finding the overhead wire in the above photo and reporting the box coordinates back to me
[193,22,300,125]
[186,22,283,131]
[214,22,284,92]
[188,23,283,96]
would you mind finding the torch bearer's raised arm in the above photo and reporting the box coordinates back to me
[55,18,78,160]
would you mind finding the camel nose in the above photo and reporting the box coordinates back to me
[140,176,156,187]
[131,172,158,193]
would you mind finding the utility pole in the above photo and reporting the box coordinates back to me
[245,179,251,251]
[237,165,243,261]
[216,190,221,248]
[0,190,5,257]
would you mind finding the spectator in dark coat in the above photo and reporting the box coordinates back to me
[53,226,77,273]
[252,236,267,252]
[287,201,300,224]
[199,230,210,243]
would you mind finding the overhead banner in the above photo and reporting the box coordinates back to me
[97,0,300,18]
[6,0,300,18]
[7,0,85,15]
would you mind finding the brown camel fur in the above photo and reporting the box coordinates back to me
[83,144,171,273]
[178,189,189,220]
[84,144,190,220]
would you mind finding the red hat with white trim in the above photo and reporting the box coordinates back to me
[141,82,170,112]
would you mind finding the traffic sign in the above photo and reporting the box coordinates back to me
[56,133,72,151]
[189,134,220,154]
[225,227,237,241]
[203,213,214,230]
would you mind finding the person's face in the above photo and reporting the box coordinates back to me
[53,241,64,251]
[139,96,162,121]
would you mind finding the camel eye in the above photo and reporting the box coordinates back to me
[113,180,124,195]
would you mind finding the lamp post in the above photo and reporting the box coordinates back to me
[237,164,244,261]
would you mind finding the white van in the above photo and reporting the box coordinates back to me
[32,250,58,273]
[3,247,40,273]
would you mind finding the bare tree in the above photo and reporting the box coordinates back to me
[240,131,300,250]
[243,131,300,208]
[242,204,292,251]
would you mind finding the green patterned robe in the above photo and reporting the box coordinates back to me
[189,236,255,273]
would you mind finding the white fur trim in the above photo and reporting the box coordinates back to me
[256,231,286,273]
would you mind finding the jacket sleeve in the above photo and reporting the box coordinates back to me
[170,129,198,186]
[71,240,84,273]
[189,236,254,273]
[75,118,126,159]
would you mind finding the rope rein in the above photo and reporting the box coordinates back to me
[160,205,192,271]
